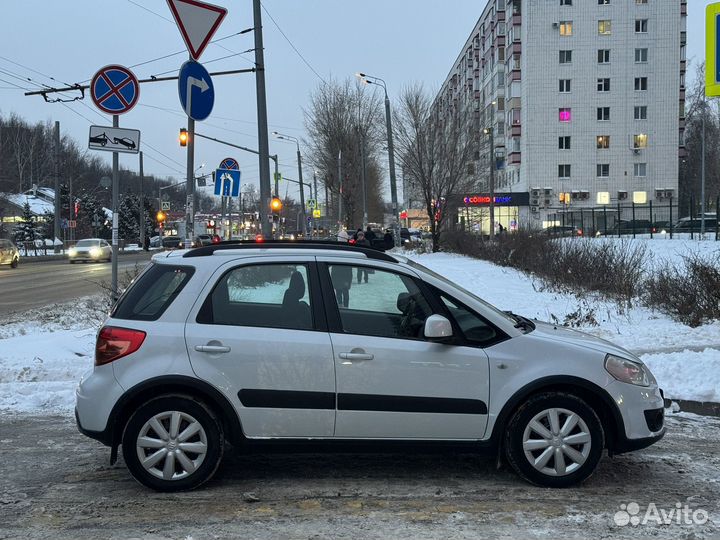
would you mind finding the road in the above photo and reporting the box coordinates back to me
[0,412,718,539]
[0,252,153,311]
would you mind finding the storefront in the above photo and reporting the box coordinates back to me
[455,192,530,235]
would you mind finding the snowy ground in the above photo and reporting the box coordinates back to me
[1,237,719,414]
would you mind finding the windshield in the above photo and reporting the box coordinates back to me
[405,259,518,326]
[76,239,100,247]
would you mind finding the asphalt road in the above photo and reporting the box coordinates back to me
[0,252,153,311]
[0,412,718,539]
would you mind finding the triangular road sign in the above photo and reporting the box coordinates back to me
[166,0,228,61]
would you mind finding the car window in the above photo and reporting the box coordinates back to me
[77,239,100,247]
[198,264,313,331]
[438,293,498,347]
[328,264,432,340]
[112,264,194,321]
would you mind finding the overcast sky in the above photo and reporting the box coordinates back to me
[0,0,706,201]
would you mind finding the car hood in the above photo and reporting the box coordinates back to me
[528,320,640,362]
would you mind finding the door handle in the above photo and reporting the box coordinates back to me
[194,345,231,354]
[339,352,374,361]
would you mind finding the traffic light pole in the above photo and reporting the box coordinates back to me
[185,115,195,248]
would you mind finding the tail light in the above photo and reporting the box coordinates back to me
[95,326,146,366]
[348,238,356,245]
[577,228,583,236]
[255,234,264,243]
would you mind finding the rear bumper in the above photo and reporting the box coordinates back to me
[75,407,113,446]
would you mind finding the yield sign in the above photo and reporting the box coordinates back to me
[166,0,228,61]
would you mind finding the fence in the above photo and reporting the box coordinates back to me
[546,197,719,240]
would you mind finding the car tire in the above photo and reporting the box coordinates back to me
[10,257,18,268]
[69,260,75,264]
[122,395,224,492]
[504,392,604,488]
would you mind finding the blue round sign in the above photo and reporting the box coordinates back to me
[219,157,239,170]
[91,65,140,115]
[178,61,214,121]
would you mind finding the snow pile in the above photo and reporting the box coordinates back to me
[643,349,720,403]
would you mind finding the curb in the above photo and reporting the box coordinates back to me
[664,398,720,418]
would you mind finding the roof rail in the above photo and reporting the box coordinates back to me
[181,239,397,262]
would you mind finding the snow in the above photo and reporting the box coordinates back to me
[2,192,54,216]
[1,239,719,414]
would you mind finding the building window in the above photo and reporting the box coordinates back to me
[560,0,572,4]
[634,106,647,120]
[633,133,648,148]
[597,107,610,121]
[633,191,648,204]
[597,192,610,204]
[559,50,573,64]
[599,0,610,4]
[596,135,610,149]
[559,164,571,179]
[559,79,572,93]
[635,19,648,33]
[598,20,612,35]
[597,164,610,178]
[634,163,647,177]
[597,78,610,92]
[636,0,648,3]
[560,21,573,36]
[559,136,571,149]
[598,49,610,64]
[635,48,648,63]
[559,108,572,122]
[635,77,648,91]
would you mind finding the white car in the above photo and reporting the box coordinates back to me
[68,238,112,263]
[76,241,665,491]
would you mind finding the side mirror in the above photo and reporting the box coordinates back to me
[424,314,453,340]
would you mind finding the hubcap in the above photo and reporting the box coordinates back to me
[136,411,208,481]
[522,407,591,477]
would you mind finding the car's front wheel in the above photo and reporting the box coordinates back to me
[504,392,604,488]
[122,395,224,492]
[10,257,18,268]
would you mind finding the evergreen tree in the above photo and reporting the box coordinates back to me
[13,202,38,252]
[118,193,140,241]
[77,191,110,238]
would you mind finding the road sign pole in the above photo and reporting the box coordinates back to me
[53,121,61,254]
[139,151,145,250]
[186,114,195,246]
[253,0,272,239]
[111,114,119,302]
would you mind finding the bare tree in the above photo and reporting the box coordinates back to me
[394,84,475,252]
[304,78,385,229]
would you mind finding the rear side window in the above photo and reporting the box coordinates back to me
[112,264,194,321]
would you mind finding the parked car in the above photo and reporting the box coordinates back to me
[149,236,162,248]
[76,241,665,491]
[190,234,214,248]
[400,227,422,245]
[161,235,182,249]
[68,238,112,263]
[673,215,718,233]
[607,220,653,235]
[542,225,583,237]
[0,239,20,268]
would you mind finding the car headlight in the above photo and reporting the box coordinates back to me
[68,248,77,257]
[604,354,652,387]
[90,247,101,257]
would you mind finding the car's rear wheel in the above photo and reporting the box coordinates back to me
[504,392,604,488]
[122,395,224,492]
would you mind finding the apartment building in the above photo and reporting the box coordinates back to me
[434,0,687,232]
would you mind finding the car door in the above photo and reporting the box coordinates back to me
[320,260,490,440]
[185,256,336,438]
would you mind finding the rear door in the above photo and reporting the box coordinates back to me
[320,260,490,440]
[184,256,336,438]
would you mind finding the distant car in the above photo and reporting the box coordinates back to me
[149,236,162,248]
[607,220,653,235]
[68,238,112,263]
[190,235,213,248]
[673,215,718,233]
[113,137,136,150]
[400,227,422,245]
[161,235,182,249]
[90,133,110,147]
[542,225,583,237]
[0,239,20,268]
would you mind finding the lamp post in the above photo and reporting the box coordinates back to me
[483,126,495,238]
[273,132,308,236]
[356,72,400,247]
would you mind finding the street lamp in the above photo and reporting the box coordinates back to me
[273,131,308,236]
[483,100,497,238]
[356,71,400,247]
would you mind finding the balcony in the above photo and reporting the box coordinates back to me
[508,151,521,165]
[511,124,521,137]
[512,13,521,26]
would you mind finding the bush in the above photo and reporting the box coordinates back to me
[441,231,647,306]
[643,253,720,327]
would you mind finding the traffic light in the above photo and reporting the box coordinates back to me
[270,197,283,212]
[179,128,188,147]
[156,210,166,223]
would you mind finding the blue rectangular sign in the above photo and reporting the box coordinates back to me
[214,168,241,197]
